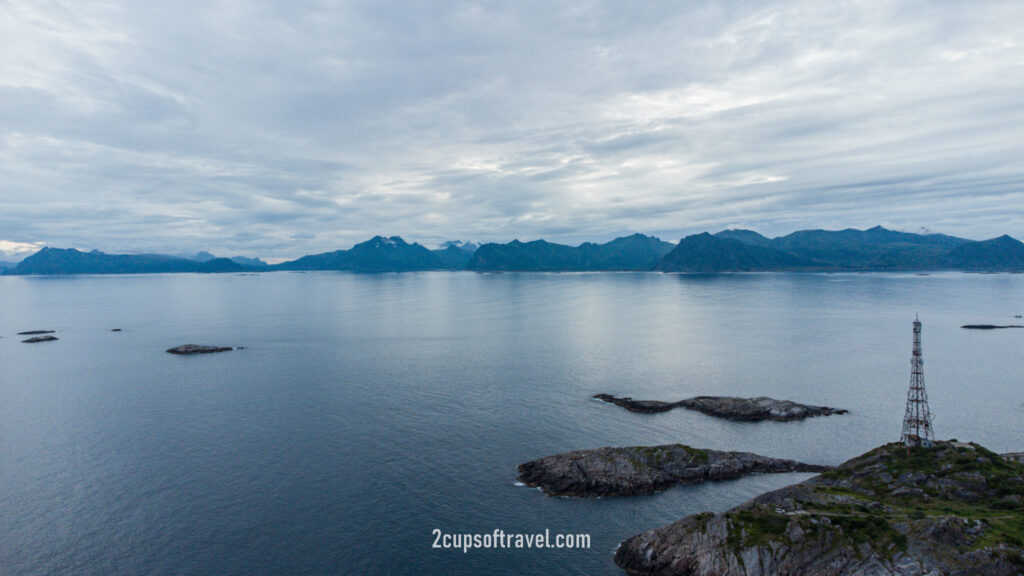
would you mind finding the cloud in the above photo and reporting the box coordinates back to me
[1,0,1023,257]
[0,240,45,259]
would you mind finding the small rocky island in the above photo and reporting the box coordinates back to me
[517,444,828,497]
[961,324,1024,330]
[166,344,234,355]
[594,394,848,421]
[22,335,59,343]
[614,441,1024,576]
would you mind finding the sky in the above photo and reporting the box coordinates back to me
[1,0,1023,260]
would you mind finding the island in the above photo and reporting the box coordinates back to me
[22,335,59,343]
[17,330,56,335]
[516,444,828,497]
[614,441,1024,576]
[594,394,848,421]
[166,344,234,355]
[961,324,1024,330]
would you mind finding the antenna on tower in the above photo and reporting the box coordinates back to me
[901,316,934,448]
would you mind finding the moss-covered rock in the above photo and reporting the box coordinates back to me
[615,441,1024,575]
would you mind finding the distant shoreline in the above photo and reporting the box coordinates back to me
[5,227,1024,275]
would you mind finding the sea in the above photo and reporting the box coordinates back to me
[1,271,1022,575]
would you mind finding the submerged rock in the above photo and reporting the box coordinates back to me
[614,441,1024,576]
[22,335,59,343]
[594,394,847,421]
[517,444,828,497]
[166,344,233,355]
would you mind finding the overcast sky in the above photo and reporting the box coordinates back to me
[1,1,1022,260]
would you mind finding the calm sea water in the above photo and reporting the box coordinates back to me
[1,271,1022,575]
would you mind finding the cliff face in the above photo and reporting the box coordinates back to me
[615,441,1024,576]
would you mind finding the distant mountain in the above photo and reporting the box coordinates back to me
[229,256,268,268]
[713,229,772,247]
[469,239,577,271]
[764,226,969,269]
[274,236,444,272]
[670,226,1024,272]
[440,240,479,252]
[432,245,474,269]
[467,233,674,271]
[939,235,1024,270]
[578,233,677,269]
[6,227,1022,276]
[4,248,245,275]
[657,233,812,272]
[189,251,267,268]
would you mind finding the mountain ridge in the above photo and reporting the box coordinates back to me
[5,227,1024,275]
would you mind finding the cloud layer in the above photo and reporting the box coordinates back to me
[2,1,1023,258]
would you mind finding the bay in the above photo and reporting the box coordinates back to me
[1,271,1022,575]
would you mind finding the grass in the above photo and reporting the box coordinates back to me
[723,442,1024,558]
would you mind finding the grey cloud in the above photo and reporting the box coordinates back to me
[1,0,1023,257]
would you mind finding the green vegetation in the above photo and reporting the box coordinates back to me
[724,442,1024,558]
[676,444,709,464]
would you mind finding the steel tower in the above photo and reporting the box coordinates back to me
[901,316,934,447]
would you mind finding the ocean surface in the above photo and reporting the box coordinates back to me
[1,271,1022,575]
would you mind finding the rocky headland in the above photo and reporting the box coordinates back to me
[166,344,234,355]
[594,394,848,421]
[517,444,828,497]
[614,441,1024,576]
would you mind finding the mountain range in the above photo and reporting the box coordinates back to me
[467,233,674,271]
[4,227,1024,275]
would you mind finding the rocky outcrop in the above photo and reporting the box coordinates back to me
[18,330,55,335]
[22,335,58,343]
[594,394,847,421]
[961,324,1024,330]
[166,344,234,355]
[614,441,1024,576]
[517,444,828,497]
[593,394,678,413]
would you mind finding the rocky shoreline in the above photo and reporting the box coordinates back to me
[517,444,828,497]
[594,394,848,421]
[614,441,1024,576]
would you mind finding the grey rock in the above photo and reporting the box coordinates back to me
[166,344,233,355]
[614,441,1024,576]
[516,444,829,497]
[22,335,58,343]
[595,394,848,421]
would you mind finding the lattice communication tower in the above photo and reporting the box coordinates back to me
[901,316,934,447]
